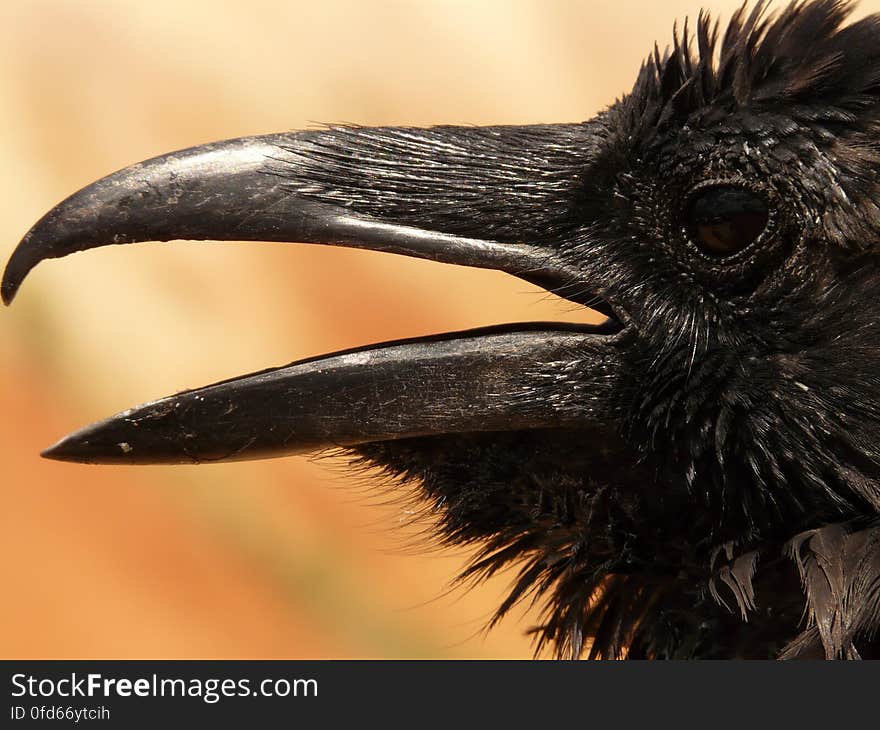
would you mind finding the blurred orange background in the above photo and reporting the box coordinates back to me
[2,0,876,659]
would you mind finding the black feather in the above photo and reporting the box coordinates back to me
[783,520,880,658]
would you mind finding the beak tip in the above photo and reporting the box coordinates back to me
[2,243,34,306]
[41,435,94,464]
[40,425,138,465]
[2,267,21,306]
[39,407,199,465]
[2,284,18,307]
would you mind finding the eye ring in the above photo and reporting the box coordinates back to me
[682,183,772,260]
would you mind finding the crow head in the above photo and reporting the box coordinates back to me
[5,0,880,658]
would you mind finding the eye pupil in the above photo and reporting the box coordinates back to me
[687,186,769,256]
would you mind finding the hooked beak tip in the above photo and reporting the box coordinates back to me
[2,269,20,306]
[2,241,37,306]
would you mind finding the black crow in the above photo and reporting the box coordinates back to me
[4,0,880,659]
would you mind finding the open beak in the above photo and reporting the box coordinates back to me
[3,125,627,464]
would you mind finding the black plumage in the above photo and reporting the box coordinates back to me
[4,0,880,659]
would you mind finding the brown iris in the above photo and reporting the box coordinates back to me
[686,186,769,256]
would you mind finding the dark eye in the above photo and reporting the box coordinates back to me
[685,186,769,256]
